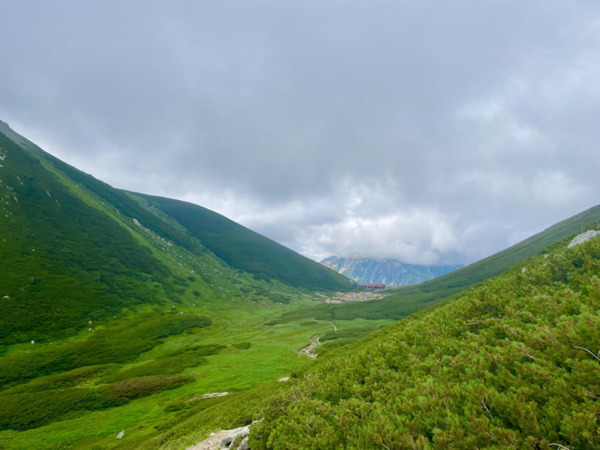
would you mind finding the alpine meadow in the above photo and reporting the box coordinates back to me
[4,0,600,448]
[1,114,600,449]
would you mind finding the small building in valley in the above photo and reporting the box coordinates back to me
[355,282,385,290]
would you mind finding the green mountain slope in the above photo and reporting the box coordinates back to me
[135,193,352,291]
[0,127,184,345]
[0,121,350,346]
[250,231,600,448]
[0,120,357,448]
[309,204,600,323]
[2,119,599,449]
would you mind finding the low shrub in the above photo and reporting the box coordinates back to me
[233,342,251,350]
[108,376,191,400]
[0,313,211,387]
[0,388,119,431]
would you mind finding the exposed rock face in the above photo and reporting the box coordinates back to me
[220,426,249,447]
[568,230,600,248]
[201,391,229,399]
[186,422,258,450]
[185,430,230,450]
[321,256,462,287]
[238,436,250,450]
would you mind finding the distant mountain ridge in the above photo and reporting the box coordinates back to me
[321,256,462,287]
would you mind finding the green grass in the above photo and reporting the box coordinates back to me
[0,313,211,388]
[0,132,191,346]
[0,293,343,448]
[284,204,600,324]
[135,193,353,291]
[2,122,600,448]
[251,233,600,449]
[381,204,600,302]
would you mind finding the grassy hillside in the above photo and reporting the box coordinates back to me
[292,204,600,325]
[136,193,353,291]
[0,130,188,345]
[2,119,599,448]
[0,121,358,448]
[381,204,600,302]
[0,121,351,346]
[250,231,600,449]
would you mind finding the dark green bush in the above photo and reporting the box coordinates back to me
[0,313,211,387]
[233,342,251,350]
[251,238,600,449]
[0,388,120,431]
[108,376,191,400]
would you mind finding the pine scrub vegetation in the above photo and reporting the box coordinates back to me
[251,235,600,449]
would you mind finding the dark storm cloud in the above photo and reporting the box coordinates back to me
[1,1,599,264]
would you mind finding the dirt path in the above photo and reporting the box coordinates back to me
[299,334,321,359]
[186,430,232,450]
[331,319,337,331]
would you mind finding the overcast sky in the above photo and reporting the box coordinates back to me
[2,1,599,265]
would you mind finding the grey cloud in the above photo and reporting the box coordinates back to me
[1,0,600,265]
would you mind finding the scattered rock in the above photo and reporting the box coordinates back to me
[186,430,230,450]
[202,392,229,399]
[521,267,526,274]
[238,436,250,450]
[568,230,600,248]
[187,420,261,450]
[299,334,321,359]
[185,392,230,403]
[116,430,125,439]
[278,376,290,382]
[220,426,249,447]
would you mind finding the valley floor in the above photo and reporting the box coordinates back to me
[0,297,392,449]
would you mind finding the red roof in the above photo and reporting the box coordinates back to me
[356,282,385,288]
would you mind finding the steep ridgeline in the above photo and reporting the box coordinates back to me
[321,255,461,286]
[0,122,189,346]
[0,120,355,447]
[134,193,352,291]
[251,231,600,448]
[266,204,600,330]
[0,120,350,346]
[314,203,600,322]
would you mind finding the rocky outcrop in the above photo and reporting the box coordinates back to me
[238,436,250,450]
[568,230,600,248]
[220,426,249,448]
[186,420,260,450]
